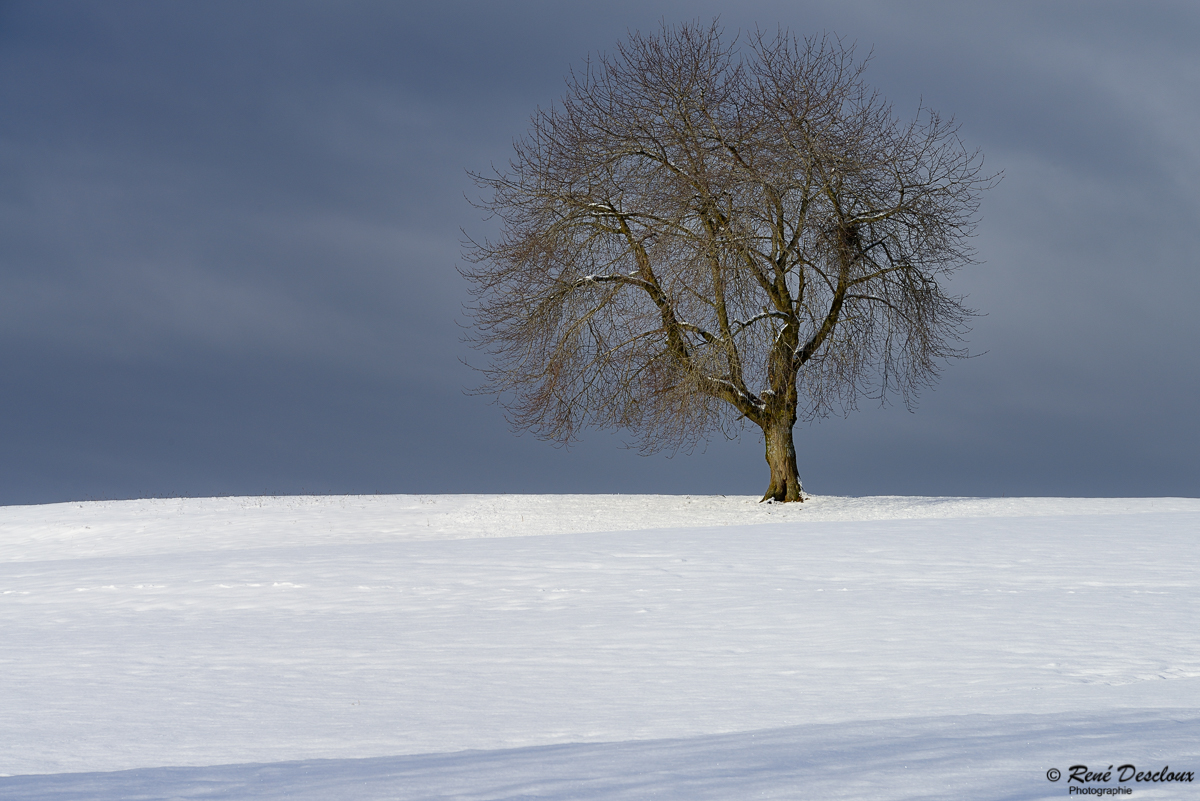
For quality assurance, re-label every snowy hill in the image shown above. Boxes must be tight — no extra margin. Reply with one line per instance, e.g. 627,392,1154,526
3,494,1199,799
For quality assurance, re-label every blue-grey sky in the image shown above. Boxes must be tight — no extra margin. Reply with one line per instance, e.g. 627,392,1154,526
2,1,1197,504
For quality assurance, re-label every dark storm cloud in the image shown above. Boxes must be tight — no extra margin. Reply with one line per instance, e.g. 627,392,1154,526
1,1,1196,503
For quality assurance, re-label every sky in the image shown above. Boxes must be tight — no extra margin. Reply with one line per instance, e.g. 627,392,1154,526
1,1,1197,504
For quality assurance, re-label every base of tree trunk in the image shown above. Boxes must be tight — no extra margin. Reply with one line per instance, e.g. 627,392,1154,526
761,422,803,503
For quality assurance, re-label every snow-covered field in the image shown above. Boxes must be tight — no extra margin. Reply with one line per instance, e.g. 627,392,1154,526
3,494,1199,799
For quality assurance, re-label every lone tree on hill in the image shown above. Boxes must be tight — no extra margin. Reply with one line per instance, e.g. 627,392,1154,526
463,21,995,502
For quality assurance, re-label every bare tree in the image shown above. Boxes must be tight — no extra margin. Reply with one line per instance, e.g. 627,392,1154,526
463,21,995,502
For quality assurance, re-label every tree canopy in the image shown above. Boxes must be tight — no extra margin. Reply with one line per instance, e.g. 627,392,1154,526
463,21,995,501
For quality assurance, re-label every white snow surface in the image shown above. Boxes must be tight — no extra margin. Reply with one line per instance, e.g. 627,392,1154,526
3,493,1200,799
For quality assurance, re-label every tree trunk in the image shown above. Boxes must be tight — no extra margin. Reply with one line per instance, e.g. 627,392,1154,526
761,418,803,502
